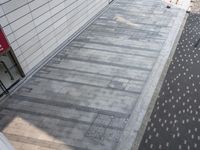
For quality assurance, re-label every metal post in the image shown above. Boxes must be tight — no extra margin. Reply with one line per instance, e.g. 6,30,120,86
0,80,9,95
0,61,14,80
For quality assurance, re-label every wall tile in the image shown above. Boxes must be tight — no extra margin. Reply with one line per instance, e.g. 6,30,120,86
0,0,109,74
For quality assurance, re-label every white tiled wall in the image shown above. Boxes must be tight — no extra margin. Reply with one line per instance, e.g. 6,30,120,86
0,0,109,74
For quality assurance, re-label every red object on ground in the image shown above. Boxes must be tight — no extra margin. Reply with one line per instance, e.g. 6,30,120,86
0,27,10,54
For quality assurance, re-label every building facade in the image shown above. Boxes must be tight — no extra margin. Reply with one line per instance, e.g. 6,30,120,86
0,0,110,95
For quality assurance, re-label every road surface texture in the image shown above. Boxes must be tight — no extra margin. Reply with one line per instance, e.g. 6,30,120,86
138,0,200,150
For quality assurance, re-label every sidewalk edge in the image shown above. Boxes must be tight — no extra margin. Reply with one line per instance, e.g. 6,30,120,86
116,2,190,150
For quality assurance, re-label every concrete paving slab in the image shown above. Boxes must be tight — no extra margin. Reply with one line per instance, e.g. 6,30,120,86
0,0,190,150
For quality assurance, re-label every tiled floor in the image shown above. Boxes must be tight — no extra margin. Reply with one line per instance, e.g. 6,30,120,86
0,0,183,150
138,1,200,150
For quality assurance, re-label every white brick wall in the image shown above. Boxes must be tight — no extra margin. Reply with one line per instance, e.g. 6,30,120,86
0,0,109,74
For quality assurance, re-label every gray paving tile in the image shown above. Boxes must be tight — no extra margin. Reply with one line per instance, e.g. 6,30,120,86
0,0,183,149
86,126,105,140
94,114,113,126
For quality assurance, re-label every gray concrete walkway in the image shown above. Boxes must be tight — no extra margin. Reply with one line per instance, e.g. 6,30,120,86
0,0,188,150
138,1,200,150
